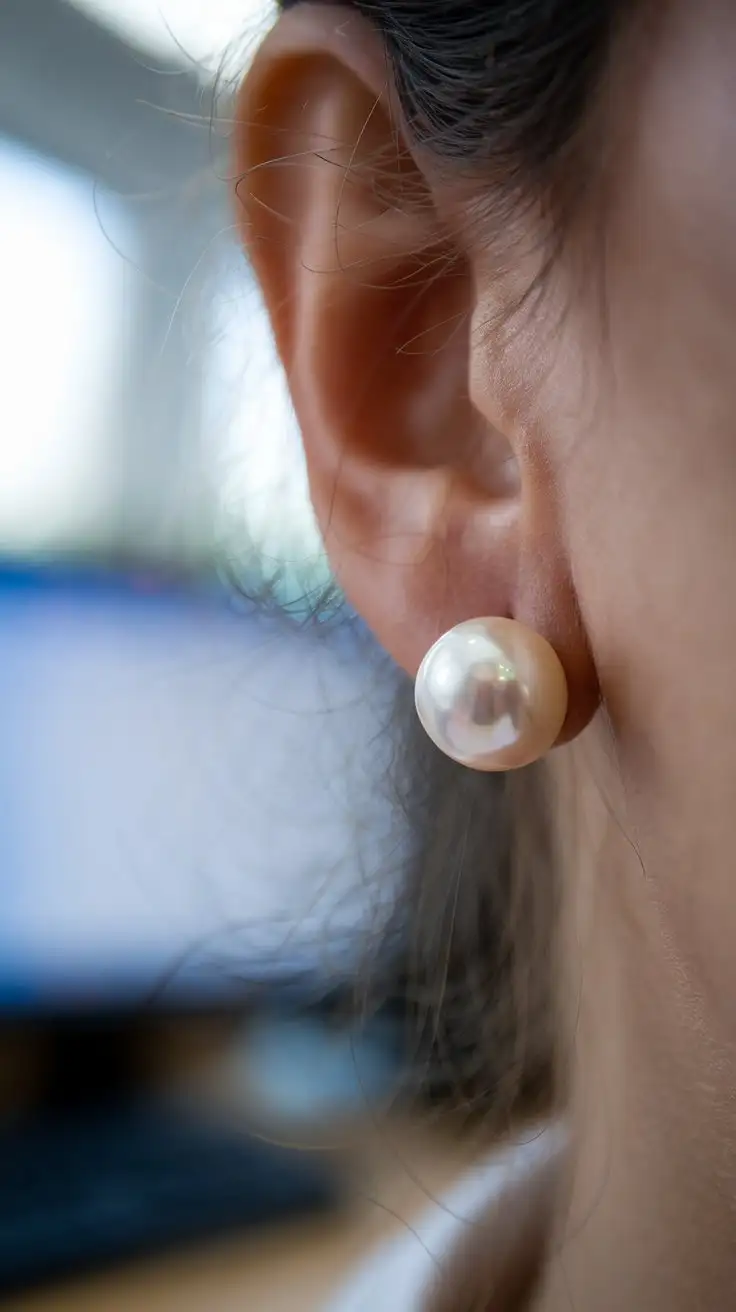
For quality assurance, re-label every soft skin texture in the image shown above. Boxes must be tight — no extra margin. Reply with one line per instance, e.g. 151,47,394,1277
236,1,736,1307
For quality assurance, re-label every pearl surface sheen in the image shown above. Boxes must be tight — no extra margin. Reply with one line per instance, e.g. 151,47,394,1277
414,618,568,771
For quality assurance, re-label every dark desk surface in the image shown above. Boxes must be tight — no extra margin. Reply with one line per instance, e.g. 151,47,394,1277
7,1119,475,1312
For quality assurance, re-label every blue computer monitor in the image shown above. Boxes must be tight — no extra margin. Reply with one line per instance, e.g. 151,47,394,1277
0,564,396,1017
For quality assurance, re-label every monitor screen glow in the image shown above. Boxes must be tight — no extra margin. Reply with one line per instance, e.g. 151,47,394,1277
0,569,403,1014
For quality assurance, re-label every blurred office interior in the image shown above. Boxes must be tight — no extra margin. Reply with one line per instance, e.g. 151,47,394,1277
0,0,412,995
0,3,446,1307
0,0,319,583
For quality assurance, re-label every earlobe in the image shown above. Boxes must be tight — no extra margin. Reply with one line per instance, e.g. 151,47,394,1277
234,6,598,741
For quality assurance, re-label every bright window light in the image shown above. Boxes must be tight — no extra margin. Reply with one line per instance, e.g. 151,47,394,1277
69,0,274,72
208,265,328,602
0,137,134,554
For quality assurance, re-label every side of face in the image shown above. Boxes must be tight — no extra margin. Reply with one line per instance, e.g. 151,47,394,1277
235,0,736,1011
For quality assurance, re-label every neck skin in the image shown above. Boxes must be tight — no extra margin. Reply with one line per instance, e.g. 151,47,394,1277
536,728,736,1312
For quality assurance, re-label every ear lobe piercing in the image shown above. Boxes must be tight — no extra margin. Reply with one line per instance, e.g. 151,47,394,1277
414,618,569,771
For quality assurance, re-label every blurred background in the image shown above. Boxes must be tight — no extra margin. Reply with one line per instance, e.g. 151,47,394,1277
0,0,319,586
0,4,459,1308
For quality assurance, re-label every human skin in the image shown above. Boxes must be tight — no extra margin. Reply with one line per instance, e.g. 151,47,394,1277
236,2,736,1306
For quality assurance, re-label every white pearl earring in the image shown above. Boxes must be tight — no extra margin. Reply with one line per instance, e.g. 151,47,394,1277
414,618,568,771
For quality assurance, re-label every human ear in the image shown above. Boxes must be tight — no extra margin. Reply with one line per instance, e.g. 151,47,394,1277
234,4,596,740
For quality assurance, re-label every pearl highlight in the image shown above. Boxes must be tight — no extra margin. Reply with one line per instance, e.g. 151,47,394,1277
414,618,568,771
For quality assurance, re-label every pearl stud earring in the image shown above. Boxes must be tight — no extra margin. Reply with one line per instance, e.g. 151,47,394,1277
414,618,568,771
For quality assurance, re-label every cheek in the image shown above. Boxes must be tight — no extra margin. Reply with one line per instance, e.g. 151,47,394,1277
551,277,736,1016
554,0,736,736
556,209,736,751
624,0,736,320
